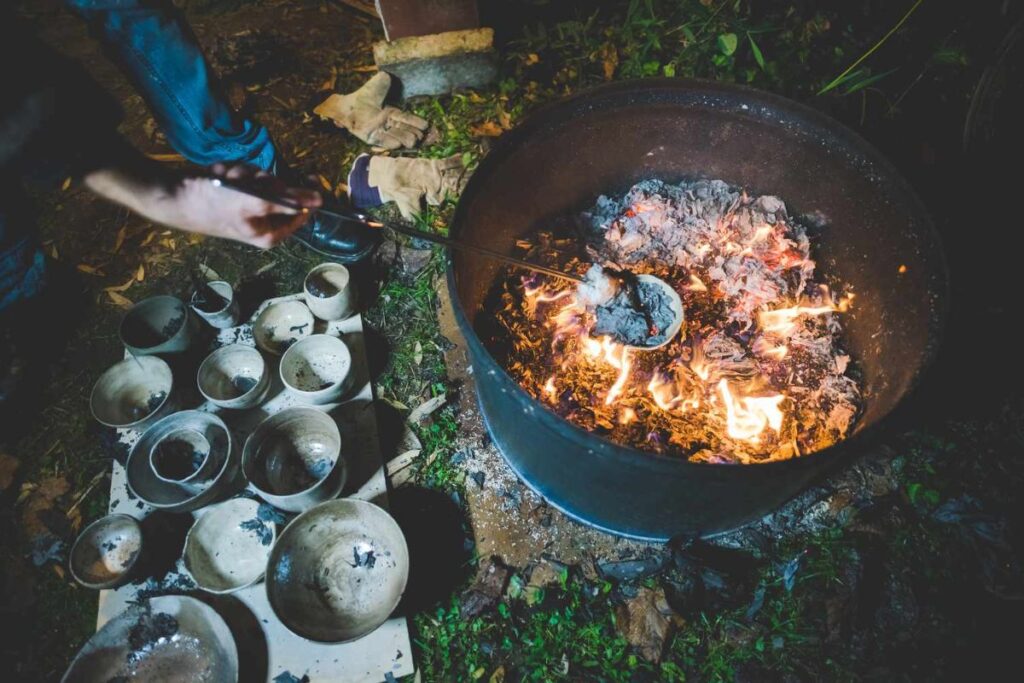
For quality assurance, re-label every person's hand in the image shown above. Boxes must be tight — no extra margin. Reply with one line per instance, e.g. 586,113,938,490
367,154,469,220
87,162,322,248
314,72,428,150
147,164,322,248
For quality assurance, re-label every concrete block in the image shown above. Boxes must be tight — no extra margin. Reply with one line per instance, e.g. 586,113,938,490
373,28,498,98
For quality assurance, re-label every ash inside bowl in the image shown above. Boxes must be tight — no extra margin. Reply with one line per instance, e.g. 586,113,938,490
231,375,259,395
306,274,340,298
593,278,675,347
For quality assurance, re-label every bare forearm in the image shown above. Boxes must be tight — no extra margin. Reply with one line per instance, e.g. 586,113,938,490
83,165,175,221
82,154,320,247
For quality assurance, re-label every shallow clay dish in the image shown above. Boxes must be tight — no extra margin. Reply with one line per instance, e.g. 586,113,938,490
61,595,238,682
183,498,276,594
253,300,314,355
68,514,143,589
265,499,410,642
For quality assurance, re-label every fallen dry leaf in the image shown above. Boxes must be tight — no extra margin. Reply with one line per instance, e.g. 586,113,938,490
48,243,59,260
104,277,135,293
146,153,185,162
470,121,504,137
600,43,619,81
61,177,72,191
76,264,103,276
20,475,70,539
524,53,540,65
198,264,222,281
413,341,423,365
408,394,446,423
318,175,333,192
135,264,145,282
319,66,338,91
106,291,133,309
378,396,409,413
0,451,20,491
497,107,512,130
140,231,157,247
613,587,683,663
112,225,128,253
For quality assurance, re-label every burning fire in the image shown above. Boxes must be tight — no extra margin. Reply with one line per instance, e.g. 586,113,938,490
716,380,785,443
494,179,862,464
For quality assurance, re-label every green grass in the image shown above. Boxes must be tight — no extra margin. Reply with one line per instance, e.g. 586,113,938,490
415,570,642,681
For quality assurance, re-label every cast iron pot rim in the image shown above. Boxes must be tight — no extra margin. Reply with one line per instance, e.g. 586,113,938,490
445,77,948,474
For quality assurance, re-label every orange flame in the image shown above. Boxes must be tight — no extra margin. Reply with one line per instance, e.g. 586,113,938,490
717,379,785,443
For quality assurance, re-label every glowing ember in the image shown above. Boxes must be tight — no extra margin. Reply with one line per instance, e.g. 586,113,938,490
487,179,862,464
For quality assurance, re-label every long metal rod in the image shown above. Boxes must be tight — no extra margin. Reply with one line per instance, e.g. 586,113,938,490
211,178,584,283
380,220,583,282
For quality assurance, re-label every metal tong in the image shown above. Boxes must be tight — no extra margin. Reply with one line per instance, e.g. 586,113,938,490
210,178,584,283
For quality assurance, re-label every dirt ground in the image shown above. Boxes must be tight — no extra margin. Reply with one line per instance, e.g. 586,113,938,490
2,1,1023,681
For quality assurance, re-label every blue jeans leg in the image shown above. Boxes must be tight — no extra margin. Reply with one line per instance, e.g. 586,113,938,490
0,185,46,312
66,0,277,171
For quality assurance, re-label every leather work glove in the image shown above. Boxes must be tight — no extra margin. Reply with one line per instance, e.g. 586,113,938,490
314,72,428,150
367,155,469,220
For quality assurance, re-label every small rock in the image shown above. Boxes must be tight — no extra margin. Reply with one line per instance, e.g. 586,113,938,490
596,554,667,582
399,247,433,275
460,556,511,618
527,560,562,589
375,240,399,268
613,587,682,663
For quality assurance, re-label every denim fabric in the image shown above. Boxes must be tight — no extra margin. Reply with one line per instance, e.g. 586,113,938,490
66,0,278,171
2,1,280,311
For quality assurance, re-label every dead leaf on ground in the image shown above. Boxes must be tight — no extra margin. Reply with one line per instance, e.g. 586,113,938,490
107,291,133,309
61,177,72,191
319,66,338,91
136,264,145,281
600,43,619,80
497,107,512,130
489,666,505,683
413,341,423,365
318,175,333,192
0,452,20,491
408,394,446,423
112,225,128,253
198,264,222,281
146,153,185,162
378,396,409,413
613,586,683,664
140,231,158,247
76,264,104,276
104,277,135,293
48,243,59,260
524,53,540,65
470,121,504,137
20,476,70,539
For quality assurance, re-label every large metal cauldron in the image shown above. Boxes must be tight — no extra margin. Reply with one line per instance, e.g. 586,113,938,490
446,80,947,540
